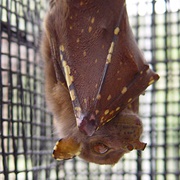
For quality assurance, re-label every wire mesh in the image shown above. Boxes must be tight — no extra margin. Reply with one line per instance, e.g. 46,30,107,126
0,0,179,180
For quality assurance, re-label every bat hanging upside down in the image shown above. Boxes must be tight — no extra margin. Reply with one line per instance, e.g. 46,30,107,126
41,0,159,165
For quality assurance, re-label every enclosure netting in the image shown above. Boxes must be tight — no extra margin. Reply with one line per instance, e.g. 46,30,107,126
0,0,179,180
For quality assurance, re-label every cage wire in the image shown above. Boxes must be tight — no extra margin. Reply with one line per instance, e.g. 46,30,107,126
0,0,179,180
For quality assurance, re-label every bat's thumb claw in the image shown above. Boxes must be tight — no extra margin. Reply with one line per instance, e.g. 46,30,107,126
78,113,98,136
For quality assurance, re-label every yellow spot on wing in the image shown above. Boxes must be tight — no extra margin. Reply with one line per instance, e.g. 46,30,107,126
110,110,115,115
106,118,112,123
107,95,112,101
128,98,132,103
76,38,80,43
75,107,81,112
101,116,105,121
83,51,87,57
74,107,82,118
62,61,74,87
104,110,110,115
128,104,132,109
60,54,63,61
106,54,112,64
116,107,120,111
65,65,71,74
70,90,76,101
60,45,65,52
66,74,74,87
106,42,115,64
62,61,67,66
108,42,115,54
114,27,120,35
91,17,95,24
121,87,127,94
96,94,101,100
88,26,92,33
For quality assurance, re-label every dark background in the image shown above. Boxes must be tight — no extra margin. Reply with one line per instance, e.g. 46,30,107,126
0,0,179,179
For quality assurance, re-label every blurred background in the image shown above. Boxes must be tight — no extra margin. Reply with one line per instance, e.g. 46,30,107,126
0,0,179,179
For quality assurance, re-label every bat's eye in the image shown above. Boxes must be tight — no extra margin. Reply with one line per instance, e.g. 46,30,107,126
93,143,109,154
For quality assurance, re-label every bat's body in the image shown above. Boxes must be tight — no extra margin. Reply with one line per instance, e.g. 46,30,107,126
41,0,159,164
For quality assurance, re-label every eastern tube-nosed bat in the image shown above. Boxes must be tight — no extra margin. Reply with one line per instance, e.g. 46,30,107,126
41,0,159,165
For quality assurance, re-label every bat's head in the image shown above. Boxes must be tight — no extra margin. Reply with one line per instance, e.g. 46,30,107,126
52,109,146,165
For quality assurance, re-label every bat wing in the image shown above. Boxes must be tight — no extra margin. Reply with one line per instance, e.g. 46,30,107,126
47,1,159,136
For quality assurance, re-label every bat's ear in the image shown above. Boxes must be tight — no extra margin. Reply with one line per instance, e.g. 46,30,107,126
52,137,82,160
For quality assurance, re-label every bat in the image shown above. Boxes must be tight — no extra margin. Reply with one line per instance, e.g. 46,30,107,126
41,0,159,164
